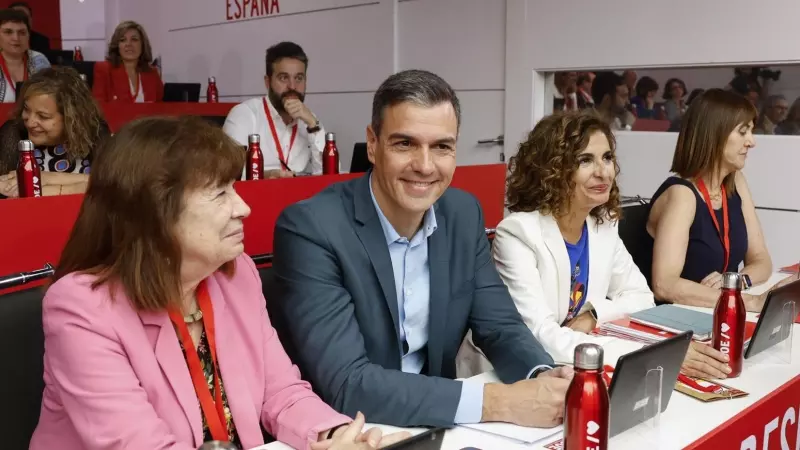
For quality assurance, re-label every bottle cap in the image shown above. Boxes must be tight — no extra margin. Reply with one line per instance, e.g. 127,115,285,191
18,140,34,152
209,76,216,83
248,134,260,144
75,46,81,51
574,343,604,370
722,272,741,290
325,132,335,141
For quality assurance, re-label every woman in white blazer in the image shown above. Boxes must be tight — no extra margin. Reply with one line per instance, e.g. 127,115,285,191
491,110,731,380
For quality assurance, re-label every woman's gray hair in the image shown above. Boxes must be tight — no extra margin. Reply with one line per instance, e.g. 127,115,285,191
370,69,461,137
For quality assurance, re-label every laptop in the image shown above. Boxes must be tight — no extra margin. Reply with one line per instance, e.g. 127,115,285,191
608,331,693,437
744,277,800,359
382,428,445,450
163,83,201,102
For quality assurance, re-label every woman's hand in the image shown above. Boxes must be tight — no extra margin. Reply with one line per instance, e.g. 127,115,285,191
566,312,597,334
0,172,19,198
681,341,731,379
312,412,411,450
700,271,723,290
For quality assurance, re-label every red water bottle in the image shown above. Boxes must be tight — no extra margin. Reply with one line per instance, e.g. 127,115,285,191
323,132,339,175
246,134,263,181
74,46,83,62
17,140,42,198
207,77,219,103
564,343,609,450
713,272,746,377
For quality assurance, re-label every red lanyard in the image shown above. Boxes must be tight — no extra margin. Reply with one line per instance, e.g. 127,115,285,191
263,97,298,166
0,54,28,95
168,280,228,442
697,179,730,272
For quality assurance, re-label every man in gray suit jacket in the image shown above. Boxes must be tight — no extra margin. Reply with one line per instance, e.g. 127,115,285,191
271,69,572,429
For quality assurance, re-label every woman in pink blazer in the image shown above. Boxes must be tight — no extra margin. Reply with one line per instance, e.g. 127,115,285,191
29,116,406,450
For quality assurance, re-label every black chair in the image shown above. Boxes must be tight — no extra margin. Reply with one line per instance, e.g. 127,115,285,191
0,286,46,449
71,61,96,88
619,201,655,288
44,49,73,66
163,83,201,102
349,142,372,173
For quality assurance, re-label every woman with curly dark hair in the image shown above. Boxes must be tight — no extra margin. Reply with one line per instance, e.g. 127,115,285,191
491,110,653,364
489,110,732,380
0,66,109,197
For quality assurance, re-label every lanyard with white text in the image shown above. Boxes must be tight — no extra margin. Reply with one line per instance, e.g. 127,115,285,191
263,97,298,167
697,179,730,271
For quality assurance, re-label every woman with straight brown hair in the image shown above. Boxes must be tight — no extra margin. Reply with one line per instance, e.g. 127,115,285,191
30,116,406,450
93,20,163,103
643,89,773,311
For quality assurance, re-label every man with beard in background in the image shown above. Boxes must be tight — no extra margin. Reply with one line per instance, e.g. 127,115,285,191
591,71,635,131
224,41,328,178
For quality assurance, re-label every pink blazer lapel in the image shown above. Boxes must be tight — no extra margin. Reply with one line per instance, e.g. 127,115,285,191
139,309,204,446
205,276,263,448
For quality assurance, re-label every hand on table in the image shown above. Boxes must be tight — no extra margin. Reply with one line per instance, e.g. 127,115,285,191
482,376,570,428
0,172,19,198
264,169,295,179
681,341,731,380
700,271,723,290
566,312,597,334
312,412,411,450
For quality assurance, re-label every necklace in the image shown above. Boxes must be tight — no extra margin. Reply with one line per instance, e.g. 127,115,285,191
183,309,203,323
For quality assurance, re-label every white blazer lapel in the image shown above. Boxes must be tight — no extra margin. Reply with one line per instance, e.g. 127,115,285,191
539,214,572,321
585,216,604,304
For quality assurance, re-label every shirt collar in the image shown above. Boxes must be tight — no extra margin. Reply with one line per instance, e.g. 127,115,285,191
369,174,437,245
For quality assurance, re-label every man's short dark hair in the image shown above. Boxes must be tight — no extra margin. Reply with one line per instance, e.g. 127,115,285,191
9,2,31,15
0,8,30,31
591,71,624,105
265,41,308,77
371,69,461,138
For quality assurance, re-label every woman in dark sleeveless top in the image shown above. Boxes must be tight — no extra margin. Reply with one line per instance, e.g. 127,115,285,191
643,89,773,312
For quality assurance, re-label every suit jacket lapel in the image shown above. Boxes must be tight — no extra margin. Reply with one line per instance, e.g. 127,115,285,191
205,278,262,448
139,309,204,446
352,174,401,344
585,216,604,302
426,206,449,376
540,214,572,320
111,65,132,101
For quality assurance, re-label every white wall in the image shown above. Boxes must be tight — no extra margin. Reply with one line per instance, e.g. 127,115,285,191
397,0,506,165
59,0,106,60
95,0,506,169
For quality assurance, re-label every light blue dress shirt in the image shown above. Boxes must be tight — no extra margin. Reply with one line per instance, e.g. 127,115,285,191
369,178,485,424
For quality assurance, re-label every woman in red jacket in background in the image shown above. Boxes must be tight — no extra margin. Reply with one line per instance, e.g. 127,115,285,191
93,21,163,103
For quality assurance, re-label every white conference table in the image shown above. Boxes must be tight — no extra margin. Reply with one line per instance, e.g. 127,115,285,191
257,273,800,450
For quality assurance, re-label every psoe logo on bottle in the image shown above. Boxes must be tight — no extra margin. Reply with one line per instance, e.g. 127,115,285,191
586,420,602,449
